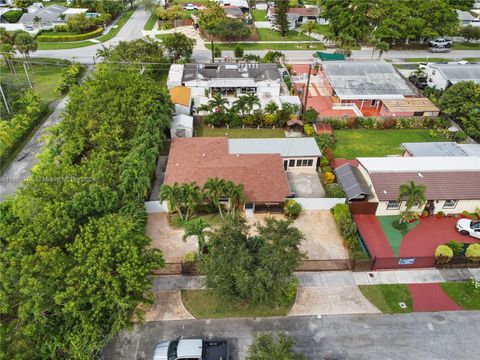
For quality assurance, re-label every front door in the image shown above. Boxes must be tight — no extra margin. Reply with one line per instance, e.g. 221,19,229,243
283,160,288,170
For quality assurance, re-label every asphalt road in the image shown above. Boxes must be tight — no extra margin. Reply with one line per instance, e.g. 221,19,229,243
102,311,480,360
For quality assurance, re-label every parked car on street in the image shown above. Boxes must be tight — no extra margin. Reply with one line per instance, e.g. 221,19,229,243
429,46,450,53
183,3,198,10
456,219,480,239
428,38,453,47
153,338,229,360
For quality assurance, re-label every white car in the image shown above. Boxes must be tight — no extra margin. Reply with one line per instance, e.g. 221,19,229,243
456,219,480,239
183,3,198,10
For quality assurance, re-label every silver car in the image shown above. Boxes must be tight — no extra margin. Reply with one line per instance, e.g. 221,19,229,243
429,46,450,53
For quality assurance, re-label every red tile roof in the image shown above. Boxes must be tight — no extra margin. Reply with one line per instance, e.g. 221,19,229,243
314,123,333,135
271,7,319,17
164,137,292,203
369,171,480,201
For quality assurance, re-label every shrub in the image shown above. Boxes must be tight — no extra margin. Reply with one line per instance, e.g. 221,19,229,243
445,240,464,256
53,25,68,32
323,147,335,165
359,117,375,128
3,10,23,23
339,216,357,239
234,45,244,58
320,156,329,166
183,251,197,263
303,124,314,136
263,113,276,126
325,183,346,198
324,171,335,184
321,165,332,174
436,211,445,218
332,203,350,223
315,134,335,151
346,117,359,129
37,27,103,42
56,64,81,95
284,199,302,219
302,108,318,124
435,244,453,259
465,244,480,262
382,118,396,129
213,46,221,58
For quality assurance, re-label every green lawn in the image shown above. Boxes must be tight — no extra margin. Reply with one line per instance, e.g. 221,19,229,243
144,12,158,31
333,130,448,159
404,57,450,63
38,40,96,50
440,281,480,310
198,127,286,138
208,42,325,51
315,24,330,35
452,42,480,50
377,216,419,256
251,9,267,21
463,57,480,62
359,285,413,313
257,28,314,41
182,290,295,319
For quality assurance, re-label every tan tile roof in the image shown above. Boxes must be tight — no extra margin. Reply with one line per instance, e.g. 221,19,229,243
169,86,191,107
164,137,292,203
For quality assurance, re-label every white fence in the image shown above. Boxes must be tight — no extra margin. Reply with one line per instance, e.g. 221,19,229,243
145,201,169,214
295,198,346,210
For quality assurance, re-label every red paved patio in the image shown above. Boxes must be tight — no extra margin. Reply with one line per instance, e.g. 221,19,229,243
408,283,462,312
399,217,478,258
354,214,395,258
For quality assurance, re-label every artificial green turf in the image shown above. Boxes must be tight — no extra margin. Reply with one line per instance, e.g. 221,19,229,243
332,130,448,159
257,28,314,41
440,281,480,310
359,284,413,313
197,127,285,138
207,42,325,51
143,12,158,30
251,9,267,21
377,216,419,256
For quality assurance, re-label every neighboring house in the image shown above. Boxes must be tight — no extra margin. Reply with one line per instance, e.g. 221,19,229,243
424,63,480,90
166,63,300,111
224,5,245,20
268,7,322,29
216,0,248,9
457,9,478,26
171,114,194,138
339,156,480,216
169,85,192,115
402,142,480,157
27,2,44,13
318,61,438,117
163,137,322,213
18,5,88,30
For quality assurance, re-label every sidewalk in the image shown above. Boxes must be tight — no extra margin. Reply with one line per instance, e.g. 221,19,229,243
152,268,480,291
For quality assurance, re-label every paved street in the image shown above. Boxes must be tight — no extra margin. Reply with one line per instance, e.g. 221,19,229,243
102,311,480,360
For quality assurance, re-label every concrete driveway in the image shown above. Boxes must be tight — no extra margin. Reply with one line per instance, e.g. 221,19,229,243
144,291,194,321
103,312,480,360
289,286,380,316
146,213,198,263
287,172,325,198
156,26,207,51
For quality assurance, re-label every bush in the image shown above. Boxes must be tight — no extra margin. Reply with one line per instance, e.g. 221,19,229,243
323,147,335,165
37,27,103,42
302,108,318,124
213,46,221,58
445,240,464,256
339,216,357,239
436,211,445,217
465,244,480,262
315,134,335,151
303,124,314,136
234,45,244,58
435,244,453,259
284,199,302,219
321,166,332,174
183,251,197,263
3,10,23,23
53,25,68,32
56,64,81,95
325,183,346,198
320,156,329,166
324,171,335,184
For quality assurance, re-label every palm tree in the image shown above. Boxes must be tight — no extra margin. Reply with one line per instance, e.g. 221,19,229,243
207,93,229,114
224,181,245,215
243,93,260,114
264,100,279,114
183,218,211,254
300,21,319,48
203,177,226,217
160,183,184,220
96,45,112,60
233,96,249,116
33,16,41,29
181,182,203,220
398,181,427,211
0,43,16,73
14,32,37,69
0,122,13,147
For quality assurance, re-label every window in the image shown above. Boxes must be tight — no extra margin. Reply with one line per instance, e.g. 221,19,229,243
387,200,401,210
302,159,309,166
443,200,458,209
370,100,376,106
296,159,302,166
307,159,313,167
289,159,295,167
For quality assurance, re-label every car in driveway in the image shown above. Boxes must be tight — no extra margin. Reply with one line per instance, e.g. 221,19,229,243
428,38,453,47
183,3,198,10
429,46,450,53
456,219,480,239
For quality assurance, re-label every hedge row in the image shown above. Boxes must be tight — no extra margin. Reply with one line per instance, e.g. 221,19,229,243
37,27,103,42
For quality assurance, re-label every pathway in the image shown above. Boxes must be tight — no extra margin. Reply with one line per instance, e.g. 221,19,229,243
408,283,462,312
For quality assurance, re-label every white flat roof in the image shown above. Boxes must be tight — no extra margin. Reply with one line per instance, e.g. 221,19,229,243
358,156,480,173
172,114,193,129
229,138,322,157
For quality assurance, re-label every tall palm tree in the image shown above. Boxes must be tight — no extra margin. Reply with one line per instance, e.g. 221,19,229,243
264,100,279,114
224,180,245,215
14,32,37,69
232,96,249,116
160,183,184,219
207,93,229,114
183,218,211,255
0,43,16,73
203,177,226,217
181,182,203,220
33,16,41,29
243,93,260,114
398,181,427,211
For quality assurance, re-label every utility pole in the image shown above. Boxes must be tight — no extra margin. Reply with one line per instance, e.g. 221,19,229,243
301,63,312,119
0,84,11,115
23,62,33,90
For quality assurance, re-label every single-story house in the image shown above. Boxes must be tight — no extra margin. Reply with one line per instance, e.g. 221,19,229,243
268,7,323,29
27,2,43,13
224,5,245,20
319,61,439,117
457,9,478,26
424,63,480,90
18,5,88,30
171,114,194,138
351,156,480,216
402,142,480,157
169,85,192,115
163,137,322,213
216,0,248,9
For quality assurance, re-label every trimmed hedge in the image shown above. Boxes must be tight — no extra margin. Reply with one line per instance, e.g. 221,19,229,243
37,27,103,42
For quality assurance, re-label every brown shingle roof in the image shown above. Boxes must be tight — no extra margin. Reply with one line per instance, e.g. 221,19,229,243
164,137,292,203
369,171,480,201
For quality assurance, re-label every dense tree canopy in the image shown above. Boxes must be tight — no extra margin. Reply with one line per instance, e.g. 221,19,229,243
0,66,172,358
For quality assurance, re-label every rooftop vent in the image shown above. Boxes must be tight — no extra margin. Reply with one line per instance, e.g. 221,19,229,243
418,173,423,178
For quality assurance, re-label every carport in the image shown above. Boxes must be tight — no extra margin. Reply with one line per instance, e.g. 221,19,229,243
287,173,325,198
